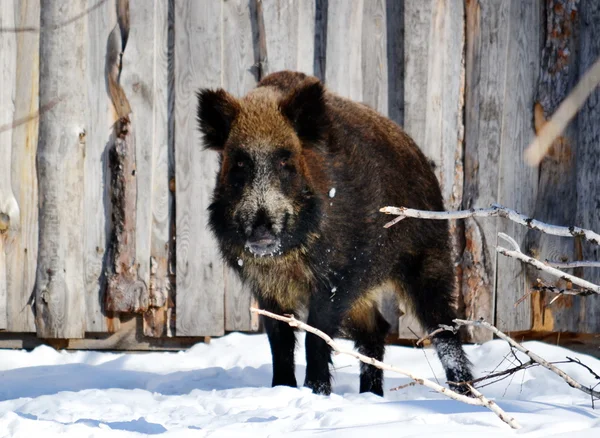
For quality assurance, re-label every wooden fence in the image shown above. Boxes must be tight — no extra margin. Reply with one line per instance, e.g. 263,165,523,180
0,0,598,348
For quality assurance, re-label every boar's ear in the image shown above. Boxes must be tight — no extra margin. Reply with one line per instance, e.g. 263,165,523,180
196,88,240,151
280,78,328,147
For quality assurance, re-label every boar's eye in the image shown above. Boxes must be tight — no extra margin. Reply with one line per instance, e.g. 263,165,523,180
236,161,245,168
279,157,288,168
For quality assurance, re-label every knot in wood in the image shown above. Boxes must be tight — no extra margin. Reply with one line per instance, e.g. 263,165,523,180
0,213,9,233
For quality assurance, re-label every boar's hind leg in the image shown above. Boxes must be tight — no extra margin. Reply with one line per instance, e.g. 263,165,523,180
401,253,474,394
346,304,390,396
259,297,298,388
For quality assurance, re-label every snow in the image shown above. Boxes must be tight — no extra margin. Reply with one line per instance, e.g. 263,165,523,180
0,333,599,437
328,188,336,198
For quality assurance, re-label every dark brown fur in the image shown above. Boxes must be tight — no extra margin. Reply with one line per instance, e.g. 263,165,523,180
197,71,472,396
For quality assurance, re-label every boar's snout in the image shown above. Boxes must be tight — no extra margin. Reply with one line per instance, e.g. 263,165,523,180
245,224,281,257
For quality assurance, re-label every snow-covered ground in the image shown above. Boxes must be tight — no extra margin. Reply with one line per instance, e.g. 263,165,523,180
0,332,598,437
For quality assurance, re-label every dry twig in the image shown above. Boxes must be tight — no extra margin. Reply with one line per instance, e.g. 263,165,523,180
496,233,600,296
380,204,600,246
251,307,521,429
545,260,600,269
451,318,600,401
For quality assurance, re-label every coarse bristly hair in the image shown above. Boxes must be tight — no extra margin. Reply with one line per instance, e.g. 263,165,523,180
196,70,473,397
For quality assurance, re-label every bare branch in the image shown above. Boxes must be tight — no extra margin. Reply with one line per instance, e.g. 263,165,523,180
531,279,594,304
452,318,600,401
496,233,600,295
251,307,521,429
524,56,600,166
380,204,600,245
545,260,600,269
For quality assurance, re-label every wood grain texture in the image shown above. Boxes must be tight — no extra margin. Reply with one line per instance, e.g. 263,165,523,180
35,0,87,338
83,0,119,333
463,0,511,339
175,0,224,337
494,0,540,332
261,0,315,75
525,0,579,333
0,0,19,330
325,0,364,101
120,0,171,337
573,0,600,333
5,0,40,333
221,0,258,332
361,0,387,115
402,0,465,339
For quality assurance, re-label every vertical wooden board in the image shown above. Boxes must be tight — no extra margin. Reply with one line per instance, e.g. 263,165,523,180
313,0,328,81
121,0,171,337
361,0,387,115
0,0,18,330
463,0,511,340
261,0,315,75
175,0,225,337
522,0,578,333
404,0,464,207
296,0,316,74
495,0,540,332
36,0,88,339
403,0,433,149
401,0,465,339
5,0,40,333
83,0,119,333
574,0,600,333
221,0,257,332
325,0,364,101
386,0,404,127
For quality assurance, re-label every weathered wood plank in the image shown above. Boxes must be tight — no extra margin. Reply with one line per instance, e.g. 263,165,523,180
221,0,258,332
261,0,315,75
0,0,19,330
573,0,600,333
463,0,511,339
83,0,120,333
525,0,579,333
361,0,387,115
402,0,465,339
104,3,149,317
35,0,88,338
120,0,171,337
494,0,540,332
175,0,225,337
325,0,364,101
313,0,328,81
403,0,433,150
385,0,404,127
5,0,40,333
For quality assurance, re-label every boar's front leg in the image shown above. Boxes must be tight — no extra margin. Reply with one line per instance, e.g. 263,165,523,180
304,294,342,396
258,296,298,388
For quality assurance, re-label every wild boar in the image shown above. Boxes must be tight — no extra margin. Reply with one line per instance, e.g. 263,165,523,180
196,70,472,396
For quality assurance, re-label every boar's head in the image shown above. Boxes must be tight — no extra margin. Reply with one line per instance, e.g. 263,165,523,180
197,77,329,259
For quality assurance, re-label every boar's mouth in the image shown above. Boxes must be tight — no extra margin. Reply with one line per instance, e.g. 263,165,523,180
244,225,282,257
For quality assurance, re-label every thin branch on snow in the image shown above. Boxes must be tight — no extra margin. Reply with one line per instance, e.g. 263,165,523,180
251,307,522,430
524,56,600,166
450,318,600,401
380,203,600,246
496,233,600,296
